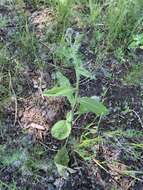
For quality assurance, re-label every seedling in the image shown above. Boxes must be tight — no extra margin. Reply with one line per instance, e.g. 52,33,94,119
43,33,109,176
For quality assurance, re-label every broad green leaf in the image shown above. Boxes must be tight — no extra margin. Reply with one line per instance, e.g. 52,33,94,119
79,97,108,116
76,66,95,79
51,120,71,140
54,146,69,177
54,147,75,177
43,86,74,97
57,72,71,88
55,164,69,178
54,146,69,166
55,164,75,178
56,72,75,105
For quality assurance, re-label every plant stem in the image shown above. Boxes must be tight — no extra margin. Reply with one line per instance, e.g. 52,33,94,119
65,69,80,147
72,69,80,113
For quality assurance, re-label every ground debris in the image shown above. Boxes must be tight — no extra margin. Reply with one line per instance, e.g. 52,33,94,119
19,93,67,139
29,7,55,38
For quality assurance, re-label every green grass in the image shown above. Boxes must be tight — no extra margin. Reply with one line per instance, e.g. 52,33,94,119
105,0,143,46
125,64,143,85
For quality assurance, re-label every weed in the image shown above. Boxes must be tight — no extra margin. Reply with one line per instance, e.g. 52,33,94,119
103,128,143,162
115,47,125,63
104,129,143,139
13,26,38,63
125,64,143,85
43,33,109,176
55,30,83,66
88,0,101,25
74,135,103,161
129,33,143,49
0,47,12,104
105,0,143,47
53,0,74,34
1,0,143,187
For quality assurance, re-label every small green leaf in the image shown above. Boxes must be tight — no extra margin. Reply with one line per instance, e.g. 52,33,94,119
56,72,75,105
54,147,75,177
74,148,93,161
54,146,70,177
54,146,69,166
43,86,74,97
79,97,108,116
76,66,95,79
55,164,69,178
57,72,71,88
129,33,143,49
51,120,71,140
66,111,73,123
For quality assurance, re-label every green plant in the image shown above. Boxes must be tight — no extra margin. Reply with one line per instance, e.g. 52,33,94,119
129,33,143,49
54,32,81,66
88,0,101,24
74,133,103,161
43,34,109,176
105,0,143,47
14,30,38,61
12,15,39,63
55,0,73,28
115,47,125,63
124,64,143,85
0,47,13,104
